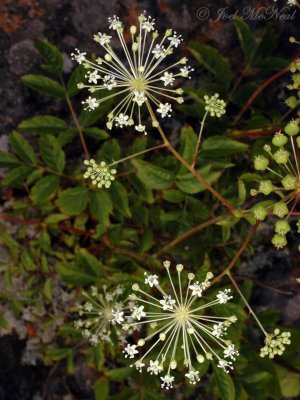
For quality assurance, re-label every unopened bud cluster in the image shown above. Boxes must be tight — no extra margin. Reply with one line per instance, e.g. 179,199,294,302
83,159,117,189
260,329,291,359
204,93,226,118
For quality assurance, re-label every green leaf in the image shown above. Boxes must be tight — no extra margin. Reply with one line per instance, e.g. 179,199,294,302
84,127,109,140
99,139,121,162
94,378,109,400
21,74,65,98
42,277,53,301
34,40,63,75
139,229,153,252
3,166,34,186
109,182,131,218
234,18,257,65
67,64,86,97
9,131,36,164
45,213,68,227
19,115,68,134
163,189,186,203
201,136,248,157
0,151,21,168
178,125,197,174
30,175,60,204
238,179,247,205
39,135,65,172
56,262,99,286
189,43,232,92
47,348,71,361
89,190,113,227
213,364,235,400
77,248,103,278
176,165,222,194
106,367,132,382
57,186,89,215
132,159,175,190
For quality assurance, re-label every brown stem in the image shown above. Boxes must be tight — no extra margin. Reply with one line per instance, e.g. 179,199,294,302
146,102,236,214
158,215,228,255
60,77,90,159
211,221,260,284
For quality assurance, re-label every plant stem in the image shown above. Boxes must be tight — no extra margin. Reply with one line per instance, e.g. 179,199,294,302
191,111,208,169
60,76,90,159
145,101,236,214
157,215,228,255
227,271,268,336
109,143,167,167
211,221,260,284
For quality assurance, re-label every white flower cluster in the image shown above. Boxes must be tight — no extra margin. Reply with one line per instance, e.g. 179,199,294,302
260,329,291,359
274,0,297,5
83,159,117,189
204,93,226,118
71,12,193,135
121,261,238,389
74,285,128,345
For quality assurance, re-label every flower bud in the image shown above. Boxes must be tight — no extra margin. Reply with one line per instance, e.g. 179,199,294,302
275,220,291,236
272,234,287,249
285,96,298,109
254,155,269,171
273,202,289,218
273,148,290,164
281,174,297,190
253,205,268,221
130,25,137,35
272,131,288,147
259,180,274,195
284,121,299,136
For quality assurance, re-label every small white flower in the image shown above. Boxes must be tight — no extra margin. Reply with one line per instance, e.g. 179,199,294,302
87,70,101,84
217,289,233,304
217,359,233,373
224,344,239,360
144,273,159,287
132,305,146,321
108,15,123,30
152,44,166,59
133,360,145,372
189,281,204,297
94,32,112,45
115,113,129,128
168,32,182,48
82,96,99,111
157,103,172,118
161,374,174,389
103,74,116,90
180,66,194,78
123,344,139,358
135,124,147,134
112,310,124,324
141,15,155,32
159,295,176,310
185,370,200,385
160,72,175,86
133,91,147,106
71,48,86,64
147,360,163,375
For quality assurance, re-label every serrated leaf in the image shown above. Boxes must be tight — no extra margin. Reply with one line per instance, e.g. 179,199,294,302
3,166,34,186
67,64,86,97
201,136,248,157
189,43,232,92
56,262,99,286
178,125,197,174
0,151,21,168
39,135,65,172
94,378,109,400
89,190,113,227
9,131,36,164
106,367,132,382
30,175,60,204
109,182,131,218
19,115,68,134
176,165,222,194
34,40,63,75
213,364,235,400
77,248,103,278
132,159,175,190
84,127,109,140
99,139,121,162
57,186,89,215
234,18,257,65
21,74,65,98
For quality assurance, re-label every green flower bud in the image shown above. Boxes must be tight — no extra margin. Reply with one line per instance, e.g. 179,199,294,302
253,205,268,221
259,180,274,195
254,155,269,171
272,131,288,147
284,121,299,136
297,136,300,148
275,220,291,236
273,202,289,218
272,234,287,249
292,74,300,86
285,96,298,109
273,148,290,164
281,174,297,190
